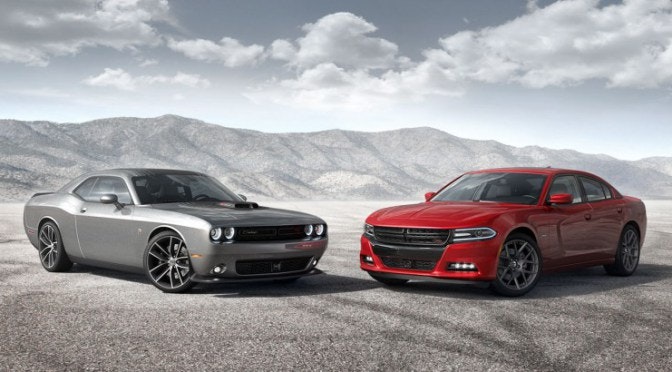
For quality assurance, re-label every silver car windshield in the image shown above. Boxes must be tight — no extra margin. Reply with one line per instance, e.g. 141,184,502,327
432,172,547,205
132,174,242,205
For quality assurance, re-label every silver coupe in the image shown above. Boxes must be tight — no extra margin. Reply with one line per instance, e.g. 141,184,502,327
23,169,328,292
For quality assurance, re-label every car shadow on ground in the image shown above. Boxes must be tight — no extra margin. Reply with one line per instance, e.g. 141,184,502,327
70,264,148,284
199,272,380,298
67,263,671,299
69,265,380,297
380,263,672,300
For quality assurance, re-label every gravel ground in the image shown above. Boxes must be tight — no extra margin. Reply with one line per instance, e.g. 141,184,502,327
1,200,672,371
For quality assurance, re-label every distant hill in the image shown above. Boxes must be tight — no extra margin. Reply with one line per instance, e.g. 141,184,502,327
1,115,671,201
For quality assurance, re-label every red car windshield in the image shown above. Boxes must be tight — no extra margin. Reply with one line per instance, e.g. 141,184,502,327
432,172,547,205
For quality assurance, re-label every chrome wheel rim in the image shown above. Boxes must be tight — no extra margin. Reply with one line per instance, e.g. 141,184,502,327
621,229,639,272
497,239,540,291
147,236,192,289
38,224,59,269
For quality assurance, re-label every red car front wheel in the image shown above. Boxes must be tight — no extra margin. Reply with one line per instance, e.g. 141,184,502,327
491,234,542,297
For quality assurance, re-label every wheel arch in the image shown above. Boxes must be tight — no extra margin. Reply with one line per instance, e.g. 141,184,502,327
506,226,538,243
624,221,641,237
147,225,188,244
38,216,60,232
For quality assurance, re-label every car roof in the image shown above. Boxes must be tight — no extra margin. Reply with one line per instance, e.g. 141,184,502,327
467,167,599,177
58,168,206,192
83,168,205,178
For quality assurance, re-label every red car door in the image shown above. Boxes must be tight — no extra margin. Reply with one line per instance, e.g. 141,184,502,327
579,176,625,261
538,175,594,270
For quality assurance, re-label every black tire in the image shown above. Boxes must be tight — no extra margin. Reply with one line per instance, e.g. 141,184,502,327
38,221,73,272
143,231,196,293
490,233,542,297
368,273,409,286
604,225,640,276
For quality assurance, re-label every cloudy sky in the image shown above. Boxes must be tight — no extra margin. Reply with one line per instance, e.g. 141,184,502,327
1,0,671,160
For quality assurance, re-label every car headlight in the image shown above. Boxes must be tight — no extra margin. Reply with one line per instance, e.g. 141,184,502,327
210,227,222,241
452,227,497,242
211,227,235,241
304,224,314,236
223,227,236,240
363,223,374,236
314,224,325,236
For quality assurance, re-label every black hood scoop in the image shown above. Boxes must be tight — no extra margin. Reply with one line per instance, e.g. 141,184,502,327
229,202,259,209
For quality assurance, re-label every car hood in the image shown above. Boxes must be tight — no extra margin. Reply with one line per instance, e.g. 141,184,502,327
150,202,324,226
367,201,531,229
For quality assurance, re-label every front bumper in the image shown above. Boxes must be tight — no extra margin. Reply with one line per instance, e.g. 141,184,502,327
189,238,328,281
359,235,500,282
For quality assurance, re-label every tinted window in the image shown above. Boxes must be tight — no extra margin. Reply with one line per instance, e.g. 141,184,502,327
580,177,610,202
433,172,547,205
74,177,98,200
76,176,132,204
132,174,241,205
547,175,582,204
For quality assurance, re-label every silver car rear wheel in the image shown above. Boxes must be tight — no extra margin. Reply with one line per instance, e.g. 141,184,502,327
144,231,195,293
38,222,72,272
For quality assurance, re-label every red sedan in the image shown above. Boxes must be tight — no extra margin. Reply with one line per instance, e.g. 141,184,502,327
360,168,647,296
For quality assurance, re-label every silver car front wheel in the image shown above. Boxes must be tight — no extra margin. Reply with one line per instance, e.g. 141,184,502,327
144,231,195,293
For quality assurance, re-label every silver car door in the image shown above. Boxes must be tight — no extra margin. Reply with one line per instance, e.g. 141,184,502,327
74,176,139,267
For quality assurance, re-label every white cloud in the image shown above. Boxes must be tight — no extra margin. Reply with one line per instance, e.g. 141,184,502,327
270,12,399,70
0,0,171,66
253,2,672,111
83,68,210,91
246,62,462,111
167,37,265,67
138,58,158,67
433,0,672,88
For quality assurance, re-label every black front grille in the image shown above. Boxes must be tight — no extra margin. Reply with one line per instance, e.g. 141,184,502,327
235,225,306,241
380,257,436,271
374,227,451,246
236,257,312,276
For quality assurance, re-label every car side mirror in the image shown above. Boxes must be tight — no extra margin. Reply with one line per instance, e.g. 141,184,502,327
100,194,123,209
424,192,436,202
548,193,573,205
238,194,247,201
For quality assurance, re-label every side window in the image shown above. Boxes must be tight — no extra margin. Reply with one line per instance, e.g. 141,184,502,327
86,176,133,204
74,177,99,201
602,184,612,199
580,177,609,202
548,175,582,204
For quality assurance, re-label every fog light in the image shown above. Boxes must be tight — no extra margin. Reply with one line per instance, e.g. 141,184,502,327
362,255,374,264
212,264,227,274
312,259,319,266
448,262,477,271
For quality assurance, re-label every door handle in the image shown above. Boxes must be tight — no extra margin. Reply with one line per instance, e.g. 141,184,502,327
584,214,592,221
617,207,623,214
80,208,87,213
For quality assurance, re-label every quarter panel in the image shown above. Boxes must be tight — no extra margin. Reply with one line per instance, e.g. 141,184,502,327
24,193,86,259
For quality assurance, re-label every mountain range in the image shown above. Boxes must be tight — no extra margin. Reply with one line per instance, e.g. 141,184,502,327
1,115,671,201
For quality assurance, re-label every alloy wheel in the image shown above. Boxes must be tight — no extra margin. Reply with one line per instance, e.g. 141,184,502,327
38,224,59,269
496,238,540,292
146,235,193,291
620,228,639,272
